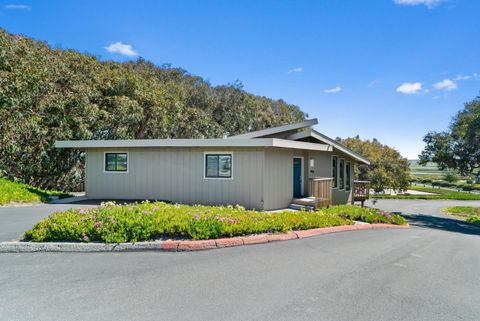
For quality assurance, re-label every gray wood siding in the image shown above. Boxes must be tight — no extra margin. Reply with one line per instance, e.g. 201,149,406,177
263,148,296,210
307,149,355,205
86,147,265,210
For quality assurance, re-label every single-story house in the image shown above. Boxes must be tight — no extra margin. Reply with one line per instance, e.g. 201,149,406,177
56,119,370,210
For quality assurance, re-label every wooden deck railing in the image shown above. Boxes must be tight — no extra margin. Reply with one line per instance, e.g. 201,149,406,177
353,180,370,207
309,177,333,209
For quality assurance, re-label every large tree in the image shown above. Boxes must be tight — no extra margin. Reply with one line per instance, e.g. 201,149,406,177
0,29,305,190
337,136,410,192
419,96,480,181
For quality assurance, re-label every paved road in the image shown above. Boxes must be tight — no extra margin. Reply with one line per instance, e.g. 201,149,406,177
0,203,98,242
1,200,480,321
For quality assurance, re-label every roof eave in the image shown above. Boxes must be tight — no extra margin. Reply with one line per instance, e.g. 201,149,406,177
54,138,332,152
287,129,371,165
228,118,318,139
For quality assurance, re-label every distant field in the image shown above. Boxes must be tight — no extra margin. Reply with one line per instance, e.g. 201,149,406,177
409,160,457,180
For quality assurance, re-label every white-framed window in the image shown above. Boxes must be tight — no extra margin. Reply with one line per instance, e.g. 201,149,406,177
346,161,351,191
332,156,338,188
204,152,233,179
339,158,345,190
104,152,128,173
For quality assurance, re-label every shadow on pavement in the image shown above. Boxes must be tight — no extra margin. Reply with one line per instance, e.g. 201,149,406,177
68,199,171,205
403,213,480,236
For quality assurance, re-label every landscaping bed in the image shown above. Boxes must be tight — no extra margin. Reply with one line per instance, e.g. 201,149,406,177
23,202,408,243
375,185,480,200
443,206,480,225
0,178,71,205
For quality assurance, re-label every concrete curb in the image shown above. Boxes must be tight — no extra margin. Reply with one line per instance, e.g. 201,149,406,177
49,196,88,204
0,223,409,253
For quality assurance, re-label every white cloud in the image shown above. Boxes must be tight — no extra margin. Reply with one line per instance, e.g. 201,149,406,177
393,0,445,8
104,42,138,57
324,86,342,94
287,67,303,74
368,80,381,87
4,4,31,10
454,73,480,81
433,78,457,91
396,82,423,94
454,74,471,81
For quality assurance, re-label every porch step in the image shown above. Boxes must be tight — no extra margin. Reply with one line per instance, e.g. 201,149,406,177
288,203,315,211
288,197,316,211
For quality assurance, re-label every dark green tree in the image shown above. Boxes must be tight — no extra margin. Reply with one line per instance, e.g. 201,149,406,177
0,29,305,190
337,136,410,192
419,96,480,182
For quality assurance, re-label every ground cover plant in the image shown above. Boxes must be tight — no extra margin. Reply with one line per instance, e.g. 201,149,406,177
0,178,70,205
375,186,480,200
24,202,407,243
443,206,480,225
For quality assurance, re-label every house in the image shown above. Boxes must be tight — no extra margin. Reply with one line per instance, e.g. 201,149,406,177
55,119,370,210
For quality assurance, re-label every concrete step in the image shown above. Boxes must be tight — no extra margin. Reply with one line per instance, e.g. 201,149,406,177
288,203,315,211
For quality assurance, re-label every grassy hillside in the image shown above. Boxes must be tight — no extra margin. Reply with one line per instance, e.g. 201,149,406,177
409,160,452,180
0,178,70,205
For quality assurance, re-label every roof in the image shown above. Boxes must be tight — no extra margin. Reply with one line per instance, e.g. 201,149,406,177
55,138,332,152
55,118,370,164
287,129,370,165
229,119,318,139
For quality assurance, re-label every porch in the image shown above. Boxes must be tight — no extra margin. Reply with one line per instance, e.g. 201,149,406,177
290,178,370,210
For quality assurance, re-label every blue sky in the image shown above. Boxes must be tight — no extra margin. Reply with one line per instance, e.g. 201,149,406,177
1,0,479,159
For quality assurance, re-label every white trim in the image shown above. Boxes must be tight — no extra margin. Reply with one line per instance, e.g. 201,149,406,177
287,129,370,165
203,151,234,180
103,151,129,174
55,138,331,152
345,161,352,192
293,156,305,197
338,158,345,190
331,155,338,189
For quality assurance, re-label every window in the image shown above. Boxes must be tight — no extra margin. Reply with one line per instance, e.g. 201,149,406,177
332,156,338,188
346,161,351,191
205,154,232,178
105,153,128,172
339,159,345,190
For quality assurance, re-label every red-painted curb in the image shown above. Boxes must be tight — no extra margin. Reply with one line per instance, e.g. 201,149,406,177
177,240,216,251
215,237,244,248
162,223,409,252
161,240,179,251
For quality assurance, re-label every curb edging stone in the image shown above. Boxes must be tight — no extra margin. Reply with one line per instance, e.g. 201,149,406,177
0,223,409,253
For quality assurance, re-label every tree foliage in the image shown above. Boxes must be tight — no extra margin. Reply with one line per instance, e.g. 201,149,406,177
0,29,305,189
337,136,410,192
419,96,480,181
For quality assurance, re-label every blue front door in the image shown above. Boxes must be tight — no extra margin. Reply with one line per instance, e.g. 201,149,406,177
293,158,302,198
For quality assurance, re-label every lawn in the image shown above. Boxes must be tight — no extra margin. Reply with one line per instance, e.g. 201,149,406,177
375,185,480,200
443,206,480,225
0,178,71,205
24,202,407,243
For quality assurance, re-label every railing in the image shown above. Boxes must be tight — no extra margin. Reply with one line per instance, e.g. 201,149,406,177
309,177,333,209
353,180,370,207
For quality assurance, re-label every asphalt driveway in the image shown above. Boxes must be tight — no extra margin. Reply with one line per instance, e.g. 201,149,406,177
0,199,479,321
0,203,98,242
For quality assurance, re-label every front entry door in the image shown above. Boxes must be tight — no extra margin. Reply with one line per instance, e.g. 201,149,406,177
293,157,302,198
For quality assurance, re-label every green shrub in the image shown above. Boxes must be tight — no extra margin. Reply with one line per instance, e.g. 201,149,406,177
321,205,408,225
462,185,475,192
23,202,407,243
466,216,480,225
